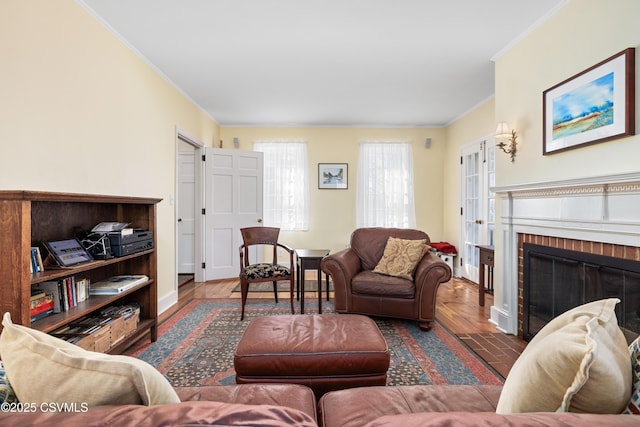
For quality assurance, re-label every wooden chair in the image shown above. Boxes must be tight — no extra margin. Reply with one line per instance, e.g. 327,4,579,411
239,226,295,320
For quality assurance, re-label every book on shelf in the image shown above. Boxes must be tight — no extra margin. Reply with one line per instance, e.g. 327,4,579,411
30,293,54,322
89,275,149,295
31,276,90,314
30,294,53,312
32,281,61,313
30,247,44,273
30,290,46,302
31,307,54,323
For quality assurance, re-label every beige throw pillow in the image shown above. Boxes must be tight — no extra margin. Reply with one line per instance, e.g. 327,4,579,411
496,298,631,414
373,237,428,280
0,312,179,406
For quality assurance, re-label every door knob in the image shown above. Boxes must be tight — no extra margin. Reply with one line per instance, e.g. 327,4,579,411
177,218,182,222
475,219,483,224
257,218,263,223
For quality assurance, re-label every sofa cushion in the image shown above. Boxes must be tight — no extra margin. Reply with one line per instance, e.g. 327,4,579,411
623,335,640,414
352,271,415,298
175,383,318,421
496,298,631,414
373,237,428,280
319,385,502,427
363,412,640,427
0,401,319,427
0,312,179,406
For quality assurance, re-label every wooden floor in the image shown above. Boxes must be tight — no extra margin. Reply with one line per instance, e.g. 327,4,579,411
166,274,527,378
170,274,499,333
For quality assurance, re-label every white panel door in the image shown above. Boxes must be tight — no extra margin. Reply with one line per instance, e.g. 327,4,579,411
177,147,196,274
204,148,263,280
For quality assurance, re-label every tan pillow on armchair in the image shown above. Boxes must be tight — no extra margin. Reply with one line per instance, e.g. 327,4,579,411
373,237,428,280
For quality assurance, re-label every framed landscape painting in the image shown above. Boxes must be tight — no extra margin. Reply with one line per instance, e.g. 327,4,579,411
318,163,348,189
543,48,635,155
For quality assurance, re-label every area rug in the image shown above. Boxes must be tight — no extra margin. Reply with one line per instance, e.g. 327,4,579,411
231,279,333,293
126,299,503,387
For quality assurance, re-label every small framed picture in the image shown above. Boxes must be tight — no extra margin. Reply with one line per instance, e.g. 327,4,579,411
318,163,348,189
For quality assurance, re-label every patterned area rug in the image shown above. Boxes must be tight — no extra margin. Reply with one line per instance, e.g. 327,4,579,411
126,299,503,387
231,279,333,293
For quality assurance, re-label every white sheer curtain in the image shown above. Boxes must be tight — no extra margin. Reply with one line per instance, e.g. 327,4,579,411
253,140,309,231
356,141,416,228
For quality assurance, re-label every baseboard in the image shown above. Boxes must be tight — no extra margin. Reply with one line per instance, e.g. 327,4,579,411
490,305,516,334
158,289,178,316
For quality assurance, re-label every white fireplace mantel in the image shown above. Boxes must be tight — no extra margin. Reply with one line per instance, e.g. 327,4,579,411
491,171,640,334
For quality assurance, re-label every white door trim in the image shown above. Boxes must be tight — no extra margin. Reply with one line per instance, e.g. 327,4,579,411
175,128,205,285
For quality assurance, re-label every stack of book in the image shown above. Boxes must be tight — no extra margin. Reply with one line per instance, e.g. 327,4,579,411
30,291,54,322
31,276,90,315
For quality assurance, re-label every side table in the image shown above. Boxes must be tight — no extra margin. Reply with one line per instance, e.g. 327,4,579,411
295,249,330,314
476,245,494,306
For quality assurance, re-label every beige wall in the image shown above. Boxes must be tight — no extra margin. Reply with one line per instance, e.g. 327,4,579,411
494,0,640,186
0,0,219,305
490,0,640,305
220,127,447,253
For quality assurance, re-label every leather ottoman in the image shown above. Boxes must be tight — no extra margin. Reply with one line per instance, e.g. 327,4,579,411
234,314,390,398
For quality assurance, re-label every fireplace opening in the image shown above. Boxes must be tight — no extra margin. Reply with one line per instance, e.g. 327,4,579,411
523,243,640,343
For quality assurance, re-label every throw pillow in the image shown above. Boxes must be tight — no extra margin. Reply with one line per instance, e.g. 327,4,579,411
0,312,179,407
0,360,19,404
623,335,640,414
373,237,428,280
496,298,631,414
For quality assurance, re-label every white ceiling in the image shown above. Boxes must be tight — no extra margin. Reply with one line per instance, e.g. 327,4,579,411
79,0,566,128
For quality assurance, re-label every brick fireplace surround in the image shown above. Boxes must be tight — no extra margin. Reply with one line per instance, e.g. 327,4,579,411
517,233,640,338
493,172,640,336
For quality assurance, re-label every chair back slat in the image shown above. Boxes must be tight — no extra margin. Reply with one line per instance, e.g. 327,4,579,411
240,227,281,265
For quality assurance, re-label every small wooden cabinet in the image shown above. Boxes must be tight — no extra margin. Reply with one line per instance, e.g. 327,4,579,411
0,191,161,353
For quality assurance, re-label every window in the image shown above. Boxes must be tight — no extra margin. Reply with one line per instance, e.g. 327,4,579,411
253,140,309,231
356,141,416,228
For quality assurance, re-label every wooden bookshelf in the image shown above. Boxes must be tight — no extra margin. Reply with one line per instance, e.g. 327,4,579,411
0,191,161,353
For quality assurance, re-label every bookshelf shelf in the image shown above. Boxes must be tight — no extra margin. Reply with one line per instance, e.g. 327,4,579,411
31,280,153,333
0,191,161,353
30,250,154,284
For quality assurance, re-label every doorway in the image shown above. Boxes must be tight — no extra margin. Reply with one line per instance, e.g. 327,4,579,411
176,130,204,288
459,136,495,283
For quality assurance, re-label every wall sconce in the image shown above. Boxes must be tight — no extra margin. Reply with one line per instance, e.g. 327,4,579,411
495,122,518,162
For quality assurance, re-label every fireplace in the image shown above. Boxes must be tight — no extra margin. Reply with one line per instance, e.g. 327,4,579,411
522,241,640,342
492,173,640,337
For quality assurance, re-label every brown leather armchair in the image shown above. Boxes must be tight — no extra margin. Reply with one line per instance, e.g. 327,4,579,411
321,228,451,330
